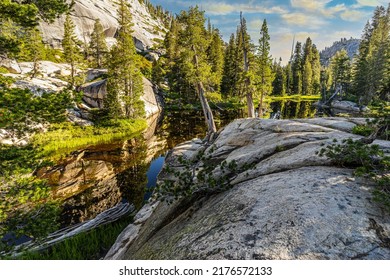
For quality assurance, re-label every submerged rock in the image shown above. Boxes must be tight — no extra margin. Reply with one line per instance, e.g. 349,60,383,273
106,118,390,260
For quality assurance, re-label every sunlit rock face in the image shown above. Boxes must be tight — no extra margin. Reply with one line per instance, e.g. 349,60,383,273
107,118,390,260
38,0,166,51
81,77,162,118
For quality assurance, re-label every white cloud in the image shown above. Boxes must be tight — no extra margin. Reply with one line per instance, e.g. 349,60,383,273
340,9,370,22
291,0,332,11
281,13,328,28
355,0,388,7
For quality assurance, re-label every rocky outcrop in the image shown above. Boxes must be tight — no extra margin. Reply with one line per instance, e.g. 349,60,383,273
106,117,390,260
320,38,360,66
39,0,166,52
81,77,162,118
4,61,74,95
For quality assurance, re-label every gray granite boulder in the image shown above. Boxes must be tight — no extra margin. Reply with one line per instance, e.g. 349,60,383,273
106,118,390,260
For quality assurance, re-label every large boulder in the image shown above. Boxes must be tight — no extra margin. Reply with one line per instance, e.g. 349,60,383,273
80,77,161,118
38,0,166,51
331,100,370,114
106,117,390,260
0,56,22,74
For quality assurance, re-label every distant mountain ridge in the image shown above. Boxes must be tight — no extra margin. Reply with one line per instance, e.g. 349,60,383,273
320,38,360,66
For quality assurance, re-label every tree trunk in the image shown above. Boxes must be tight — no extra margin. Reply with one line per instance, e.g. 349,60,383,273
192,45,217,136
240,12,255,118
246,91,255,118
197,81,217,135
258,92,265,118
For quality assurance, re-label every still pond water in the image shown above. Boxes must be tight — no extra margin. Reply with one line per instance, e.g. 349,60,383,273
45,100,317,228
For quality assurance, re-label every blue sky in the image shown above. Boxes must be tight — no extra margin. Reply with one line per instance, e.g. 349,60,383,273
148,0,388,62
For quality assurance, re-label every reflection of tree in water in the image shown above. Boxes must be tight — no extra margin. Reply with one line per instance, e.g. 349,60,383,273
298,101,316,119
116,136,149,210
158,111,210,149
271,100,316,119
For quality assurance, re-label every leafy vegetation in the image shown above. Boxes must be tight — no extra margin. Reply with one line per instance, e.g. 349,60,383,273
0,88,73,137
318,138,390,212
0,0,70,56
105,0,145,120
89,19,108,69
155,146,254,202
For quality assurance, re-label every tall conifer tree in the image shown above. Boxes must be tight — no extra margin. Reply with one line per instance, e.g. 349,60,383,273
89,19,108,68
106,0,145,119
221,33,237,97
176,6,216,134
292,42,303,95
256,19,274,117
62,13,81,87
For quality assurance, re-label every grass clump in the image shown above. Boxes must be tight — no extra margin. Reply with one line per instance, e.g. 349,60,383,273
15,215,133,260
32,119,147,160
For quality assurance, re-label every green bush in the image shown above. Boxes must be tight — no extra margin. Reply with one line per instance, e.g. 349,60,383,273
0,88,73,136
352,125,375,137
155,145,254,202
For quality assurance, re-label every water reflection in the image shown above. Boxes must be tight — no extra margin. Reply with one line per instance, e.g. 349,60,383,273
44,101,317,227
44,110,235,227
269,100,317,119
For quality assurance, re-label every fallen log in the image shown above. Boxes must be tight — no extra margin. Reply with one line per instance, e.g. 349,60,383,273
9,202,135,257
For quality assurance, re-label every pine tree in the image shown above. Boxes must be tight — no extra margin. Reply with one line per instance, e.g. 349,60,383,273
302,38,313,95
17,27,45,78
352,21,372,103
239,13,256,118
352,5,390,104
207,29,224,92
221,33,237,97
62,13,81,87
164,18,182,96
311,45,321,95
89,19,108,68
330,49,352,91
176,6,216,134
106,0,145,119
291,42,303,95
0,0,69,56
256,19,274,117
272,58,286,96
368,6,390,100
